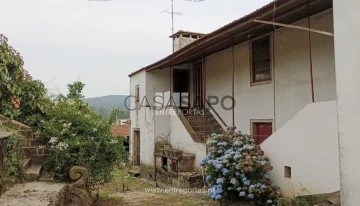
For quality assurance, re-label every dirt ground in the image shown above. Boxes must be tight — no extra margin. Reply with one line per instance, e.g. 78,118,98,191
95,168,218,206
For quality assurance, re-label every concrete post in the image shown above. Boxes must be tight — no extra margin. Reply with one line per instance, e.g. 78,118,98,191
333,1,360,205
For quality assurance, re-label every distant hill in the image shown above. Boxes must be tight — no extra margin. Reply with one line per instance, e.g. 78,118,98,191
86,95,129,110
85,95,130,119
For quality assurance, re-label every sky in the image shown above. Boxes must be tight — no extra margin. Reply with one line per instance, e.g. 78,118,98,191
1,0,272,98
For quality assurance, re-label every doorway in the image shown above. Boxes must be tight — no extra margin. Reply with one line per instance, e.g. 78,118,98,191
252,122,273,144
173,69,190,109
133,130,140,166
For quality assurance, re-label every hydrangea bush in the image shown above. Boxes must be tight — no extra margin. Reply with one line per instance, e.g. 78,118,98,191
200,128,280,205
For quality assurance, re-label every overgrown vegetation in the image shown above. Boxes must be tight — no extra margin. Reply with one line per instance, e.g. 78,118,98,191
1,34,127,190
200,128,280,205
43,81,127,189
0,34,50,132
0,126,25,194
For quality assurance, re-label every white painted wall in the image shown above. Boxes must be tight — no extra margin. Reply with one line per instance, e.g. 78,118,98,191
333,1,360,205
169,110,207,171
205,9,335,134
274,9,335,128
261,101,340,198
129,71,156,167
146,68,171,107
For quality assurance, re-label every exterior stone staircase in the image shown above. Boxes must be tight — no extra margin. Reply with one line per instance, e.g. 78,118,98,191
0,114,47,182
185,108,225,143
22,131,47,182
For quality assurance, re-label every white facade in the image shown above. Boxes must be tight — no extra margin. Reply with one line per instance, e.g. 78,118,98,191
129,7,340,199
334,1,360,205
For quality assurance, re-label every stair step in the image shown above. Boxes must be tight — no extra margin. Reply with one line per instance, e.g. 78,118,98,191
128,166,140,177
21,158,31,170
31,154,47,164
25,164,43,182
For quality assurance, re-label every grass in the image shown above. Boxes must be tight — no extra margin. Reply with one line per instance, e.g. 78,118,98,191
95,167,218,206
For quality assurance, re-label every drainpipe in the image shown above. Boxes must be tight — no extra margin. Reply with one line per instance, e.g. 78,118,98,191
272,32,276,130
231,37,235,127
307,3,315,103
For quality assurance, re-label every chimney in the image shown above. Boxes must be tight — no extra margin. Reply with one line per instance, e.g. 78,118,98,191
170,30,205,52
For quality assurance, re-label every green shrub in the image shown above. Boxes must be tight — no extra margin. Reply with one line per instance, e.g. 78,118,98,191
0,126,25,193
200,128,280,205
43,82,127,190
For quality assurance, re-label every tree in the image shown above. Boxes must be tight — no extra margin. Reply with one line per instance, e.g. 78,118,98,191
108,108,129,124
0,34,50,128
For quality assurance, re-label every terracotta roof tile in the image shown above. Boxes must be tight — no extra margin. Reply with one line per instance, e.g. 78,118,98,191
111,124,130,137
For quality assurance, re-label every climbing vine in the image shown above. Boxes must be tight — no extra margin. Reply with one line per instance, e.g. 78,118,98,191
0,34,50,132
0,126,25,194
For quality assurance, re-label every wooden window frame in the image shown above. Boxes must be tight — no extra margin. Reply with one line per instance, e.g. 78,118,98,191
135,85,140,103
249,34,273,86
250,119,274,144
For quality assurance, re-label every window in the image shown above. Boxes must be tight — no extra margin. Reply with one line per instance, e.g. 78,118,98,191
284,166,292,178
251,36,271,83
135,85,140,103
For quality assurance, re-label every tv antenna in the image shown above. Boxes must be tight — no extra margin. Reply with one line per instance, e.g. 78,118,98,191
162,0,206,52
162,0,206,36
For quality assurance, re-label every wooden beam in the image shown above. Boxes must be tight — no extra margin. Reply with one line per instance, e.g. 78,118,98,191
253,19,334,37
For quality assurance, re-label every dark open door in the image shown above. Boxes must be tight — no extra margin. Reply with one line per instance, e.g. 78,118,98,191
133,130,140,166
253,122,272,144
173,69,190,109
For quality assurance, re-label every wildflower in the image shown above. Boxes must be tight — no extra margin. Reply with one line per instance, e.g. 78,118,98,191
247,193,254,199
93,128,98,132
249,185,256,190
267,200,273,204
239,191,246,197
110,139,118,144
56,142,69,151
261,184,267,189
49,137,58,144
244,180,251,186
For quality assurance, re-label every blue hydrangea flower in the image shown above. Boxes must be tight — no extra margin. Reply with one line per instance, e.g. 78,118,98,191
215,194,222,200
215,163,223,169
239,191,246,197
206,175,212,182
221,168,229,175
244,180,251,186
216,178,224,184
249,185,256,190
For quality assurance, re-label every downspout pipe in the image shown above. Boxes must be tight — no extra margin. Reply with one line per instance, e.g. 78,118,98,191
231,37,235,128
